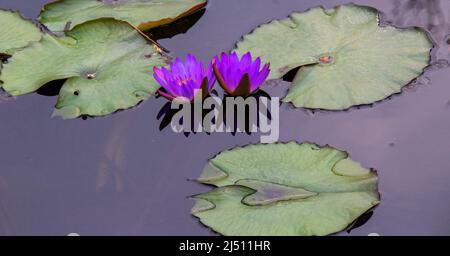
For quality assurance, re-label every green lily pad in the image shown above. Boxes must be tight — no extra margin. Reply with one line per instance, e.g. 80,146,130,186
0,10,42,55
235,4,433,110
39,0,208,32
192,142,380,236
0,18,170,119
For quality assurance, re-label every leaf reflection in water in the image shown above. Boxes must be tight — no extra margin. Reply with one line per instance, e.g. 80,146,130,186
0,177,14,235
391,0,450,63
97,117,129,193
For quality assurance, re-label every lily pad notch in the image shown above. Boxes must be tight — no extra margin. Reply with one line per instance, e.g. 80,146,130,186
192,141,380,236
0,18,171,119
39,0,209,32
235,4,433,110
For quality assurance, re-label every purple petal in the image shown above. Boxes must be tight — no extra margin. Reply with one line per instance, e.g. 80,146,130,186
220,52,228,64
186,54,196,64
158,89,176,101
179,80,193,99
228,67,240,92
251,57,261,75
246,57,259,86
174,58,189,79
159,67,177,95
239,52,252,70
230,52,239,66
251,63,270,92
186,54,197,76
153,67,167,87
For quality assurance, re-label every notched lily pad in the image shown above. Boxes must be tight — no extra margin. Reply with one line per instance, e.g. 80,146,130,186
236,179,318,206
0,10,42,56
39,0,208,32
192,142,380,236
235,4,433,110
0,18,170,119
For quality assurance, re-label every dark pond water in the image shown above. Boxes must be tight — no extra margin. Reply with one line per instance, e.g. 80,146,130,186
0,0,450,236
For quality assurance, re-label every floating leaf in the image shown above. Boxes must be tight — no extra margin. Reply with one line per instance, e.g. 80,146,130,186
235,4,433,110
39,0,208,32
0,19,170,119
192,142,380,236
0,10,42,55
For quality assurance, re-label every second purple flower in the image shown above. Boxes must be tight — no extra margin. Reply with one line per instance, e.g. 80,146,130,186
213,52,270,97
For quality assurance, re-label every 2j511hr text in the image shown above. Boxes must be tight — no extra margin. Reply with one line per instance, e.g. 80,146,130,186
223,241,271,253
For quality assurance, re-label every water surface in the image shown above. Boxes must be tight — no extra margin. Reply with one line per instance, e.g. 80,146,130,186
0,0,450,235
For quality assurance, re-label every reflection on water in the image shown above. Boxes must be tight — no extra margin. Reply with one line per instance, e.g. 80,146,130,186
145,9,207,41
390,0,450,62
347,211,374,234
97,116,130,192
0,177,13,235
0,91,13,104
156,90,272,136
392,0,446,30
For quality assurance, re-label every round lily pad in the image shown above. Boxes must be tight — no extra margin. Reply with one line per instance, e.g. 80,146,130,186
192,142,380,236
0,10,42,55
235,4,433,110
39,0,208,32
0,18,170,119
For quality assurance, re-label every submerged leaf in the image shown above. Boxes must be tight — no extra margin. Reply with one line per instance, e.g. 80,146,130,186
193,142,380,236
0,10,42,55
235,4,433,110
39,0,208,32
0,19,170,119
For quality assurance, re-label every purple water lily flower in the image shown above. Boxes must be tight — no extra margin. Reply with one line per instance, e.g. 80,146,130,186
213,52,270,97
153,54,216,102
